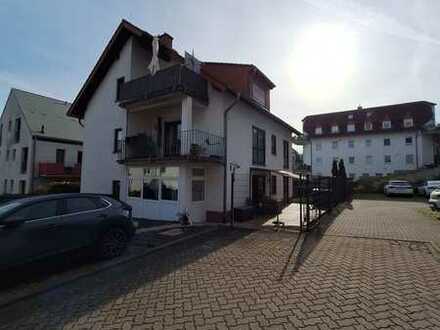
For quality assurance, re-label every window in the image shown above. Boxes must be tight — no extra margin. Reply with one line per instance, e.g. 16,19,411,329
64,198,101,214
12,149,16,161
331,125,339,133
14,118,21,143
348,114,354,120
128,167,179,201
404,118,414,128
5,200,58,222
271,135,277,155
113,128,123,153
128,168,142,198
252,83,266,106
315,127,322,135
406,154,414,164
112,180,121,200
348,140,354,148
162,179,178,201
56,149,65,164
116,77,125,101
364,121,373,131
192,168,205,202
348,156,355,164
77,151,83,164
365,139,371,147
283,140,289,169
143,176,159,200
366,155,373,165
315,142,322,151
271,175,277,195
405,137,413,145
19,180,26,194
0,124,3,146
6,149,9,161
375,173,383,177
21,147,28,174
382,120,391,129
8,120,12,132
316,157,322,165
347,123,355,132
384,155,391,163
332,141,338,149
384,138,391,146
252,127,266,166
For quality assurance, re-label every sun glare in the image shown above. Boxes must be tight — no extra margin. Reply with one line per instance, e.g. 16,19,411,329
288,24,357,103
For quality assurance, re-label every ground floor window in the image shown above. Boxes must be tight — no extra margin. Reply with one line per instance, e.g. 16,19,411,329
112,180,121,200
19,180,26,194
271,175,277,195
128,166,179,201
192,168,205,202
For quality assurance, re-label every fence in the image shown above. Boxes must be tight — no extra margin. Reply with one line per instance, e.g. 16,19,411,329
298,175,353,232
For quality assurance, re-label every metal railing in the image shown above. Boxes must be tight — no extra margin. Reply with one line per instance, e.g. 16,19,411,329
119,129,224,162
118,64,209,104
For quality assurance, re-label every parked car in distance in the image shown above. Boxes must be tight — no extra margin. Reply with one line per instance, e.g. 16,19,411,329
428,189,440,210
0,194,135,271
421,180,440,197
384,180,414,196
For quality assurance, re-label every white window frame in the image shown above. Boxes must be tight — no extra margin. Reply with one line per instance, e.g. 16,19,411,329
405,136,413,145
315,142,322,151
403,118,414,128
347,123,355,133
348,156,355,164
384,155,391,164
405,154,414,165
315,127,322,135
382,120,391,129
331,125,339,133
364,121,373,131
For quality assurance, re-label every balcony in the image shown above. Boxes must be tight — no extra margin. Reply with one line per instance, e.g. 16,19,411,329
118,65,209,106
39,163,81,177
118,129,224,164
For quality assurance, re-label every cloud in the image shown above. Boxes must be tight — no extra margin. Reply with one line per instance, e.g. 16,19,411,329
304,0,440,45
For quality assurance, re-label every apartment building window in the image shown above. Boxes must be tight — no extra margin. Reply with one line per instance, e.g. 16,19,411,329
77,151,83,164
404,118,414,128
113,128,123,153
116,77,125,101
192,168,205,202
271,135,277,155
283,140,289,169
406,154,414,164
112,180,121,200
271,175,277,195
8,120,12,132
405,137,413,145
331,125,339,133
56,149,65,164
315,126,322,135
348,156,355,164
21,147,28,174
365,139,371,147
348,140,354,148
384,138,391,146
364,121,373,131
252,127,266,166
332,141,338,149
384,155,391,164
347,114,354,120
14,118,21,143
19,180,26,194
366,155,373,165
6,149,10,161
347,123,355,132
12,149,16,161
382,120,391,129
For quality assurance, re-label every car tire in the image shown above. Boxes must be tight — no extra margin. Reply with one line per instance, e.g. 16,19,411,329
96,227,128,260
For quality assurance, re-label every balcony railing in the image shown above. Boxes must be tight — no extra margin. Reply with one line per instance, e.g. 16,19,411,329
119,129,224,163
118,65,209,105
39,163,81,177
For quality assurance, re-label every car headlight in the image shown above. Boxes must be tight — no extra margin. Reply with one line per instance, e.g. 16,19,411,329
122,209,131,218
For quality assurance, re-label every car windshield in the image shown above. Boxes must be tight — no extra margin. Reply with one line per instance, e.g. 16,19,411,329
390,181,410,186
0,202,21,218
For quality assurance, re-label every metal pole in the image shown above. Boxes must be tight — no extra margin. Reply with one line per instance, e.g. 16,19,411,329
230,170,235,227
299,173,303,232
306,174,310,231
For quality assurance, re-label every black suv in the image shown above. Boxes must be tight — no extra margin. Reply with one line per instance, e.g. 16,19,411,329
0,194,135,270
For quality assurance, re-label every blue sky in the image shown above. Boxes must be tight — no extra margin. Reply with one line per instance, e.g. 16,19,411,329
1,0,440,131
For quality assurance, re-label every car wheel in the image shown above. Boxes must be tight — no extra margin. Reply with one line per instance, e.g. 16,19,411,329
97,227,128,259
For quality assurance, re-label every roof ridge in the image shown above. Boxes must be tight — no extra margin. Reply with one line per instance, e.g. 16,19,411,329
12,88,71,105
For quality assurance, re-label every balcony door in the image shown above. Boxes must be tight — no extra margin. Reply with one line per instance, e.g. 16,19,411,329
164,121,181,156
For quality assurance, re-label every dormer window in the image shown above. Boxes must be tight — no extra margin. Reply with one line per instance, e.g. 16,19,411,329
331,125,339,133
404,118,414,128
251,83,267,107
347,123,355,132
364,121,373,131
382,120,391,129
315,126,322,135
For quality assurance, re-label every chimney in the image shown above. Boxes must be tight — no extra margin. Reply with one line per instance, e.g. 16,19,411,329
159,33,173,49
357,105,363,110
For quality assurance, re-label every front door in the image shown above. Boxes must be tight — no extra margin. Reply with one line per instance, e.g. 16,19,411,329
164,122,181,156
252,175,266,204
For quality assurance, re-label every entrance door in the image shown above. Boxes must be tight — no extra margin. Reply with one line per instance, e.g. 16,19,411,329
164,122,181,156
252,175,266,203
283,177,289,204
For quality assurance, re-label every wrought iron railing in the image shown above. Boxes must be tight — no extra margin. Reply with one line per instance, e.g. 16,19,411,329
118,65,209,104
119,129,224,162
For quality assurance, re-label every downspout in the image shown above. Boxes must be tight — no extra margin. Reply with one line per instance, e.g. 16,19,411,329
415,131,419,169
223,93,241,222
30,136,36,193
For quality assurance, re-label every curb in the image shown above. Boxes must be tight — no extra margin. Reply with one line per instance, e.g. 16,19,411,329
0,226,218,310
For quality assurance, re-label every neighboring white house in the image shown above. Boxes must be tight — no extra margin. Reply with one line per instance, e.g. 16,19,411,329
301,102,437,179
0,89,83,194
67,20,300,222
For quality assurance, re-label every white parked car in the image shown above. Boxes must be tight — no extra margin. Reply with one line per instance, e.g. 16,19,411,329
384,180,414,196
420,180,440,197
428,189,440,210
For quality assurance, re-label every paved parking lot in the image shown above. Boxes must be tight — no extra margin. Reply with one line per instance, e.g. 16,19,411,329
0,199,439,329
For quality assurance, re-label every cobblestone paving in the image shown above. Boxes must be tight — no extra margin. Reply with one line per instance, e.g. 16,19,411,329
0,200,440,329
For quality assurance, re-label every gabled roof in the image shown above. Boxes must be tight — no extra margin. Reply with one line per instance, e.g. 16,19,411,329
67,20,183,119
11,89,83,142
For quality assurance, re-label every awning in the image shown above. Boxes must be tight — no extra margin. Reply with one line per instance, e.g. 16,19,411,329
276,170,301,179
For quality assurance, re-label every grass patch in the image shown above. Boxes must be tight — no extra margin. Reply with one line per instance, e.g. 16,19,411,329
417,207,440,221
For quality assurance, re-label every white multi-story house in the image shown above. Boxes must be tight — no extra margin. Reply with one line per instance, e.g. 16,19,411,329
0,89,83,194
67,20,300,222
302,102,437,179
